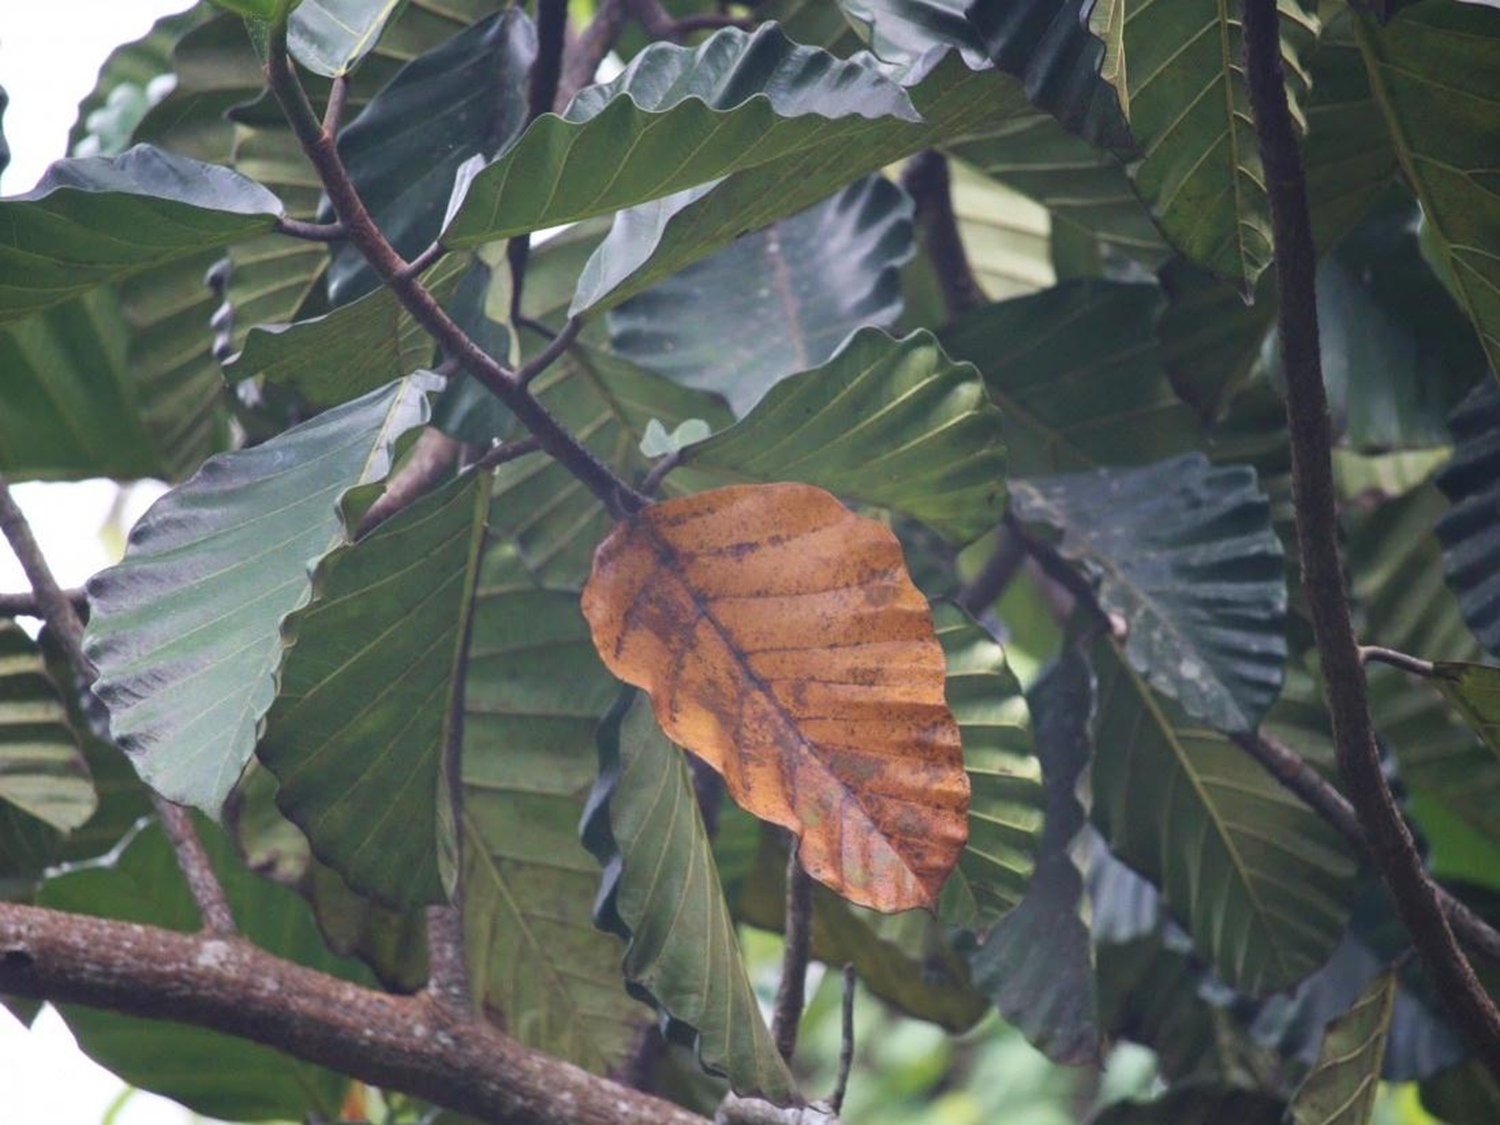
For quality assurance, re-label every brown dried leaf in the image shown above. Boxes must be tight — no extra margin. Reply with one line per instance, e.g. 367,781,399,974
581,483,968,913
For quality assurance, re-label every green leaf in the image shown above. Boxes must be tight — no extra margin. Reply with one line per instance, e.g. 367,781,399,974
1290,971,1397,1125
326,9,533,302
1352,0,1500,379
257,470,491,909
305,857,429,994
945,120,1169,274
0,623,95,874
673,328,1006,545
0,146,282,324
1093,1086,1287,1125
1436,381,1500,659
83,374,435,817
1349,482,1500,852
1090,639,1357,993
461,579,648,1073
930,604,1045,929
608,175,915,416
736,829,989,1031
441,25,921,249
227,254,468,407
1433,662,1500,768
583,692,795,1103
1422,1059,1500,1125
289,0,404,77
568,44,1033,315
39,820,370,1121
941,281,1205,476
1014,454,1287,733
1092,0,1319,291
963,644,1100,1064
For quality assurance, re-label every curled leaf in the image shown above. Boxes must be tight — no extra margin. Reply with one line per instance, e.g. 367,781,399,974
582,483,968,913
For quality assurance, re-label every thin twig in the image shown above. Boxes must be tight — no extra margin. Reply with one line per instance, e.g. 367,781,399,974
1243,0,1500,1079
475,435,543,471
1002,512,1114,632
507,0,569,331
1358,645,1436,678
955,527,1025,615
627,0,747,39
515,315,559,342
639,450,682,498
829,964,856,1115
902,151,986,323
397,241,445,281
322,74,349,137
262,28,646,520
559,0,627,107
1233,731,1500,964
772,847,814,1063
275,216,348,242
0,474,236,936
0,588,86,619
516,316,583,387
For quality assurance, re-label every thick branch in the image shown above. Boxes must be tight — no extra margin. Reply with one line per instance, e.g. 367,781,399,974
771,849,813,1063
0,902,702,1125
1242,0,1500,1078
902,152,986,323
0,475,235,935
262,31,645,519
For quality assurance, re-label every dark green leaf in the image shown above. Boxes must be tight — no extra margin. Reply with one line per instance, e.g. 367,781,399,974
327,10,533,302
1014,454,1287,733
608,175,915,416
0,146,282,324
1422,1059,1500,1124
1352,0,1500,379
227,254,469,407
257,471,491,909
583,692,794,1102
0,623,94,874
965,644,1100,1064
567,44,1032,314
931,604,1044,929
673,328,1007,545
461,565,648,1072
1436,381,1500,659
305,858,430,994
84,374,435,817
39,820,372,1121
1090,0,1319,291
442,25,921,249
1090,639,1357,993
941,281,1204,476
1289,971,1396,1125
1093,1086,1287,1125
1433,662,1500,766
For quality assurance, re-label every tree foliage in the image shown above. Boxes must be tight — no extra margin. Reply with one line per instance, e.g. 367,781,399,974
2,1,1500,1122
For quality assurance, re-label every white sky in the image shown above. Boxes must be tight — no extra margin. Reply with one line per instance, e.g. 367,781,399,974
1,3,228,1122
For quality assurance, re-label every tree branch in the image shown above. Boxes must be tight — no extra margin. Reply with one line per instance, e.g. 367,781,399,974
356,428,461,538
1358,645,1436,678
955,527,1025,615
559,0,627,107
262,29,646,520
1242,0,1500,1079
0,587,86,619
275,216,347,242
0,474,236,936
902,151,986,323
507,0,569,328
0,902,704,1125
626,0,747,40
771,848,813,1064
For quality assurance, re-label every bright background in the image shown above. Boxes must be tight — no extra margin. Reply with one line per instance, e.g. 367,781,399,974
2,2,209,1121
